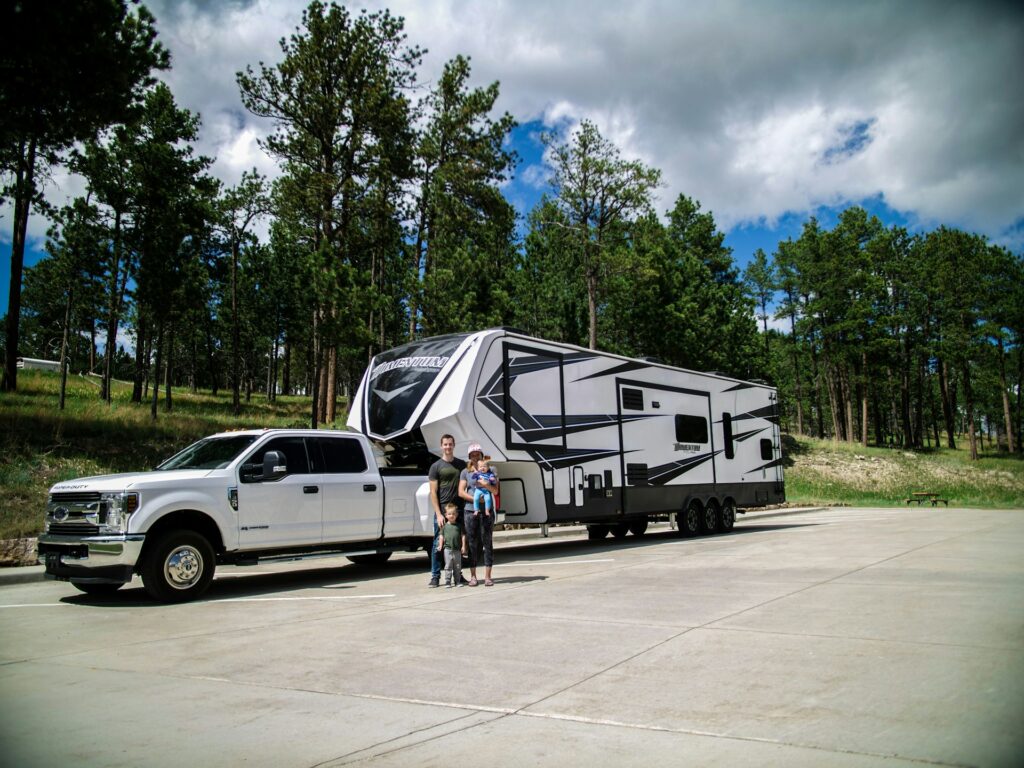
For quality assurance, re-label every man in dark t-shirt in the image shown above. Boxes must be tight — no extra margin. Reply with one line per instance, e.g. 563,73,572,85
427,434,466,587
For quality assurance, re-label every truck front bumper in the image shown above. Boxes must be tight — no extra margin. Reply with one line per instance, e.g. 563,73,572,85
37,534,145,584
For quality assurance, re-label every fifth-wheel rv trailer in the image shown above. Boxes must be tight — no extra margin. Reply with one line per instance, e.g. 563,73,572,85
348,328,784,538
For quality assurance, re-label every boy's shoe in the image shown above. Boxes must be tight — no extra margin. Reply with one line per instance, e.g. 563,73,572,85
446,582,453,588
428,577,439,588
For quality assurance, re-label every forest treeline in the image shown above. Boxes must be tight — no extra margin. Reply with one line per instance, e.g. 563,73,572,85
3,1,1022,457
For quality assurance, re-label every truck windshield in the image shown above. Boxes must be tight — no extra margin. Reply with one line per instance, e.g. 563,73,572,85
366,333,469,437
156,435,259,470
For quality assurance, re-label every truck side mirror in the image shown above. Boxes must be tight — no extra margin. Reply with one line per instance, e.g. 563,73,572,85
262,451,287,482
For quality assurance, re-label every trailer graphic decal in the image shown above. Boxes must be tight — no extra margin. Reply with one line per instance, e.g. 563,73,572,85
731,427,768,443
732,405,779,424
645,451,722,485
476,364,654,444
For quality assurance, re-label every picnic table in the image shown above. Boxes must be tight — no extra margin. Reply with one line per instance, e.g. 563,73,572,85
905,491,949,506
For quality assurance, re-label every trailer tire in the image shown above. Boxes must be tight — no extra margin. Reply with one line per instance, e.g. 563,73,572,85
611,523,630,539
681,500,701,537
702,499,721,534
628,518,649,536
587,524,610,540
719,500,736,533
141,530,215,603
72,581,123,596
347,552,393,567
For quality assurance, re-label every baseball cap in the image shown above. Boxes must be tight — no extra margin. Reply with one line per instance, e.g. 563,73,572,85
467,442,483,456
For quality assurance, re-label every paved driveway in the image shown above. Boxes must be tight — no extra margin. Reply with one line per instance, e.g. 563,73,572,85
1,507,1022,767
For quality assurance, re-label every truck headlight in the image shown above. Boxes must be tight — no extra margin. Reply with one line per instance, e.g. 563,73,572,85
99,492,139,533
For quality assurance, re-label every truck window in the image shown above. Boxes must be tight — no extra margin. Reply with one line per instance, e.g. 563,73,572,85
675,414,708,444
248,437,312,476
318,437,368,474
157,434,258,470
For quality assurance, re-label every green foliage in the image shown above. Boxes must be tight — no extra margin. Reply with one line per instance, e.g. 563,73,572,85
0,370,315,540
1,0,169,393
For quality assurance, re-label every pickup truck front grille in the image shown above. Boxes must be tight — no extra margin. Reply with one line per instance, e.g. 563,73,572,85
50,492,102,503
48,522,101,536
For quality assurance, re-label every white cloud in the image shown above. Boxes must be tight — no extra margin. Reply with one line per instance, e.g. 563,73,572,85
8,0,1023,254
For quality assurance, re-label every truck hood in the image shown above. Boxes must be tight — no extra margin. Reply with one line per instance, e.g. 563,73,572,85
49,469,216,494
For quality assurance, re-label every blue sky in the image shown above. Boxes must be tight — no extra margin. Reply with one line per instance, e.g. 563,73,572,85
3,0,1022,321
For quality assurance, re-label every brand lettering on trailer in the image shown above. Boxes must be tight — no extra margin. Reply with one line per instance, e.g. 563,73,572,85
370,356,449,381
674,443,701,452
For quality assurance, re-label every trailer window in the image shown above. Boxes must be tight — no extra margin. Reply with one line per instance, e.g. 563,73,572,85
366,333,468,437
760,439,774,461
722,413,734,459
675,414,708,444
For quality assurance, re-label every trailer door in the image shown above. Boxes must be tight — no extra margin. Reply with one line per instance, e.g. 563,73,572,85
617,380,715,513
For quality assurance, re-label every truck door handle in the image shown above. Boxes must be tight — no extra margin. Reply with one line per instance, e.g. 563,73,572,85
303,485,319,494
363,484,377,492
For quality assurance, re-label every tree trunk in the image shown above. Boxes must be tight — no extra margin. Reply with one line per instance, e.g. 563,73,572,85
132,314,148,403
150,321,164,422
586,266,598,351
326,345,337,423
101,209,124,402
231,238,241,415
59,282,74,411
164,322,174,413
2,136,37,392
937,358,956,449
788,307,804,436
998,336,1015,453
861,351,869,447
310,307,321,429
962,362,978,460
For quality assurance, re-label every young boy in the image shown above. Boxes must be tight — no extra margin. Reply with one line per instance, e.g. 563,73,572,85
471,459,498,517
437,503,467,587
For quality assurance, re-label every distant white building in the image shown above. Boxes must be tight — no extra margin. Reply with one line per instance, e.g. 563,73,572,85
17,357,63,372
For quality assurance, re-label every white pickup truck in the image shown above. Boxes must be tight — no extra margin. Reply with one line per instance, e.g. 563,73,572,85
37,429,434,602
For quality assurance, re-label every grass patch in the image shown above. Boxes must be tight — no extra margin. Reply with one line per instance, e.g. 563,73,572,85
0,370,342,540
783,435,1024,508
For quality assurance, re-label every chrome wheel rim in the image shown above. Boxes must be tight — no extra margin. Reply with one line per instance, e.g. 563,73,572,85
164,545,203,590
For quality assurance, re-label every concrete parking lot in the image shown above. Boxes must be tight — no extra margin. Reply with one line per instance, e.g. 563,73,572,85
1,506,1022,767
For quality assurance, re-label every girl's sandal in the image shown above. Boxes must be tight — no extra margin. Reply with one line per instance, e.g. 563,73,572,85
484,579,494,586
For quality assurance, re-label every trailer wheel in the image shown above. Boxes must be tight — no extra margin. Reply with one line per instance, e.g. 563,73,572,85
702,500,721,534
681,500,701,537
587,524,610,540
719,500,736,533
141,530,215,603
611,523,630,539
347,552,393,567
628,518,649,536
71,581,123,596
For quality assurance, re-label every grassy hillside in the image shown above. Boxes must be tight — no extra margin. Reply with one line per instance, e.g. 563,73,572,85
1,370,1022,542
0,370,324,540
782,435,1024,509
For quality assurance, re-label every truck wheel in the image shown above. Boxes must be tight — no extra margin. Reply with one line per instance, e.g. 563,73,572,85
718,500,736,533
628,519,648,536
702,500,721,534
587,524,610,540
681,500,701,537
347,552,393,566
611,522,630,539
72,581,123,596
141,530,215,603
